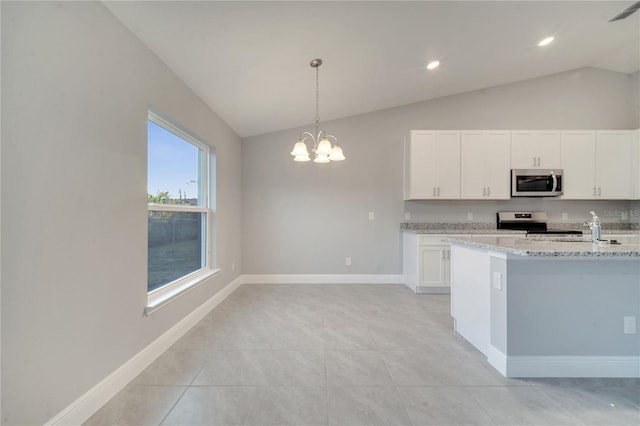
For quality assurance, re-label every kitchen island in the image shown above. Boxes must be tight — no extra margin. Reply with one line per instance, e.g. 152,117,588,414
449,235,640,378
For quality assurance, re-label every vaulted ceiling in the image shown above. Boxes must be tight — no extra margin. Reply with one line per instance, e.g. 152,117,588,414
104,1,640,137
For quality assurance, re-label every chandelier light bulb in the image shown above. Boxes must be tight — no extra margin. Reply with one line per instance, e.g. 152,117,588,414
427,60,440,70
538,36,554,47
293,154,311,162
291,141,309,156
314,153,330,163
329,145,346,162
316,138,333,156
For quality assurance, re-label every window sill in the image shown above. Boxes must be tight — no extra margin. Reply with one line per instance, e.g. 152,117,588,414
145,268,220,316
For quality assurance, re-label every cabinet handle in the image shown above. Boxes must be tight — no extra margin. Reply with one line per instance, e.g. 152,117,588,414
598,187,602,196
487,187,490,197
537,157,541,167
533,157,536,167
437,187,440,196
593,187,596,196
433,187,436,196
482,187,486,196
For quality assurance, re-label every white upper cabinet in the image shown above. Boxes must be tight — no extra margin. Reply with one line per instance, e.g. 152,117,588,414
511,131,562,169
561,130,634,199
561,131,597,199
461,131,511,199
636,129,640,200
405,131,460,200
595,131,634,199
406,129,637,201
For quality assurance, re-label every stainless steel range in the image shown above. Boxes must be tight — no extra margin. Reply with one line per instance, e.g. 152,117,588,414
496,211,582,236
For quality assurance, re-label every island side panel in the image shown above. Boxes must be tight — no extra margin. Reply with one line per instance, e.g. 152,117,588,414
450,244,491,353
490,256,508,355
402,232,419,293
507,257,640,357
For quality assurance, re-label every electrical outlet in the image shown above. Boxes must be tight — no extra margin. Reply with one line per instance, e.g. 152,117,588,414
467,212,473,221
346,257,352,266
493,272,502,290
369,212,375,221
624,316,636,334
405,212,411,221
562,213,568,221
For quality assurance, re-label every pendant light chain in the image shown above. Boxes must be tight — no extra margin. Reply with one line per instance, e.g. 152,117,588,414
315,64,320,137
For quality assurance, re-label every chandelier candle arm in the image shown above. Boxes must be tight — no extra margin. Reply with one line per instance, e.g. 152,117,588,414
290,58,345,163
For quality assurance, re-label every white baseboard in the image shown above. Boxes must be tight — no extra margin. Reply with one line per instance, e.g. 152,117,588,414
505,355,640,378
242,274,404,284
416,286,450,294
46,276,244,426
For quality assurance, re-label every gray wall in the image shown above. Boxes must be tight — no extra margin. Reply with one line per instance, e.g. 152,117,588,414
631,72,640,225
1,2,242,424
243,67,638,274
507,258,640,356
631,71,640,129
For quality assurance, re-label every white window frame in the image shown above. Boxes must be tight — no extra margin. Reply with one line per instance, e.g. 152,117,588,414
146,111,218,314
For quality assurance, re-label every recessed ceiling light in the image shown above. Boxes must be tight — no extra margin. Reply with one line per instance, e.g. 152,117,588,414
427,61,440,70
538,36,554,47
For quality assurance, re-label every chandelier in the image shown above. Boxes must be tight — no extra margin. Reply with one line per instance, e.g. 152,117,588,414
290,58,345,163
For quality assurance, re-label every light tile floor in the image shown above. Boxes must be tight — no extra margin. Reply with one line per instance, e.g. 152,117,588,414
85,284,640,426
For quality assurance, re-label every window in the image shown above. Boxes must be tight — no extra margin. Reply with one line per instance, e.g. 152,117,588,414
146,111,215,312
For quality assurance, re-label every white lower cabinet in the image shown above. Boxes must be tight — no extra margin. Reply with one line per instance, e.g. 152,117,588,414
403,233,468,293
418,244,451,288
403,232,526,294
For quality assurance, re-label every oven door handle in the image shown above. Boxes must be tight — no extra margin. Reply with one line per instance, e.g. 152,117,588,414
550,172,557,193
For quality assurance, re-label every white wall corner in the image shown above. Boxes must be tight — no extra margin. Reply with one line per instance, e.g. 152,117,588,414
486,345,507,376
45,275,244,426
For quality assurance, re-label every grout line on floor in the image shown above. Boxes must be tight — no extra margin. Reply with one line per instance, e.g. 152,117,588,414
157,385,189,426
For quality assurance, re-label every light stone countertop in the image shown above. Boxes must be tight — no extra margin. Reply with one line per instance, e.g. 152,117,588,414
400,222,639,235
447,235,640,257
405,228,527,235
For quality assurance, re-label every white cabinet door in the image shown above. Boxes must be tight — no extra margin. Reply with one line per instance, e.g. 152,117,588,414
561,131,596,199
461,131,510,199
485,132,511,199
636,129,640,200
408,131,439,199
436,131,461,198
461,132,486,198
596,131,634,199
407,131,460,199
418,246,447,287
511,131,561,169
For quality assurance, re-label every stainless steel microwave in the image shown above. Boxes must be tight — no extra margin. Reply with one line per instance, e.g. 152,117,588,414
511,169,563,197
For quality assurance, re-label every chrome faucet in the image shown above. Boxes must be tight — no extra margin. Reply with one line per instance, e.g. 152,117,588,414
584,211,601,242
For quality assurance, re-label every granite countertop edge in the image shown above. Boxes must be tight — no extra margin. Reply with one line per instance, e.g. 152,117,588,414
400,222,640,235
446,236,640,257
